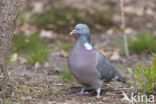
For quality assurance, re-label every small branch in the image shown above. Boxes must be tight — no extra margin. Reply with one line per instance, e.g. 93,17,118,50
120,0,130,59
120,0,125,28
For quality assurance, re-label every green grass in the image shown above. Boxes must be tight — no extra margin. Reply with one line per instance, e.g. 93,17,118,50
25,49,49,64
128,32,156,53
37,86,53,98
57,41,73,50
127,53,156,94
59,68,74,82
10,32,49,64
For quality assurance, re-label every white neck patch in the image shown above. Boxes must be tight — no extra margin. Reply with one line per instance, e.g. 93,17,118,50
84,42,92,50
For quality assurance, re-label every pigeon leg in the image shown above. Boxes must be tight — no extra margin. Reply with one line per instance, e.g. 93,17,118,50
96,88,101,98
77,86,85,96
79,87,85,95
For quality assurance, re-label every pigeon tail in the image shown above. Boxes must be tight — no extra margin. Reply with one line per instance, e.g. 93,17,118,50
115,73,126,83
116,76,125,83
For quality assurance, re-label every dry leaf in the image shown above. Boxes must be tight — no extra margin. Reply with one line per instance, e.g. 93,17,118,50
146,9,154,16
32,2,44,13
34,62,41,69
98,48,113,58
113,14,121,22
106,27,118,35
124,6,135,14
10,53,18,62
125,28,133,34
60,50,68,57
44,62,50,68
110,51,120,61
18,57,27,64
40,30,57,39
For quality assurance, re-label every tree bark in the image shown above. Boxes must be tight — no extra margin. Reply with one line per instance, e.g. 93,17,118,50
0,0,21,87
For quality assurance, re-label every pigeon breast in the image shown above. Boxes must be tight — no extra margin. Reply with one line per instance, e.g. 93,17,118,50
68,42,103,88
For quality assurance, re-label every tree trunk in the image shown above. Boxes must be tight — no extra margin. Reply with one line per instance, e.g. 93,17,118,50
0,0,21,87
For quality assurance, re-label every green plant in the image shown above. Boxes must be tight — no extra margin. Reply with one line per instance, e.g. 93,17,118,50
58,41,73,50
128,32,156,53
10,32,49,64
127,54,156,94
1,100,13,104
26,48,49,64
37,86,53,98
59,68,74,82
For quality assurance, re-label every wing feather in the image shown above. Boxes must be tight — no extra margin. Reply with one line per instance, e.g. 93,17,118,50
96,51,118,82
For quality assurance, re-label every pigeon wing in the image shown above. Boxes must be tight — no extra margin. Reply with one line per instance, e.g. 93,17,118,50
96,51,120,82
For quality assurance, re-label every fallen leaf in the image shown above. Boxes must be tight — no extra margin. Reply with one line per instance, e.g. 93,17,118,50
34,62,41,69
44,62,50,68
18,57,27,64
125,28,133,34
32,2,44,13
95,24,102,30
106,27,118,35
146,8,154,16
98,48,113,58
40,30,57,39
112,14,121,22
16,24,37,35
60,50,68,57
110,51,120,61
10,53,18,62
124,6,144,16
124,6,135,14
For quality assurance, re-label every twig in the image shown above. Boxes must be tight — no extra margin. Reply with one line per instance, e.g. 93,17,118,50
120,0,130,59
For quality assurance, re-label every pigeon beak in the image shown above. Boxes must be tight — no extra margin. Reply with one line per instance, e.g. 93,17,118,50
69,29,78,36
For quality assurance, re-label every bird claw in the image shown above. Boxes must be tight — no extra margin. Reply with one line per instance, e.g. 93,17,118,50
96,88,101,99
76,91,84,96
96,95,101,99
76,87,85,96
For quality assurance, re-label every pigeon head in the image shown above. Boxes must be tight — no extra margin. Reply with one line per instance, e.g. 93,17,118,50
70,24,90,36
70,24,90,42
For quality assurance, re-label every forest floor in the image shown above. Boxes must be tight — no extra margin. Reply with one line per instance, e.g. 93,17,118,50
5,34,153,104
1,0,156,103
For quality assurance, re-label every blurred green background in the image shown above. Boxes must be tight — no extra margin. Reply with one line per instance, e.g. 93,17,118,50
10,0,156,65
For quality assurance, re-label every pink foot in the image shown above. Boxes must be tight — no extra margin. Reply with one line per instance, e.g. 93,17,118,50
96,88,101,99
76,91,84,96
96,95,101,99
76,87,85,96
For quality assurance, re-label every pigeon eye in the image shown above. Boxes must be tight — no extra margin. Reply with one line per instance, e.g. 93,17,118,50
80,28,83,30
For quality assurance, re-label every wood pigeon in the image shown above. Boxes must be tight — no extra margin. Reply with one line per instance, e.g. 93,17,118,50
68,24,125,98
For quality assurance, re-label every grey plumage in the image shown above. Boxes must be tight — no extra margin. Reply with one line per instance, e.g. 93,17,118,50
96,52,124,83
68,24,124,98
